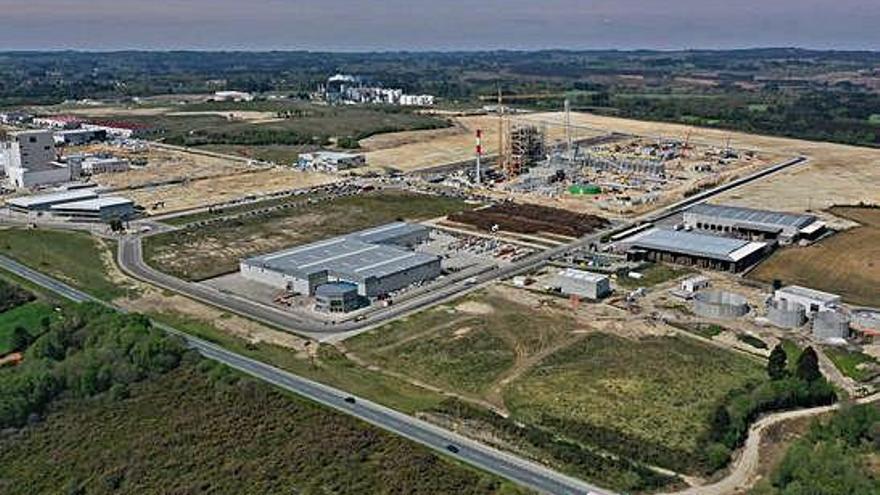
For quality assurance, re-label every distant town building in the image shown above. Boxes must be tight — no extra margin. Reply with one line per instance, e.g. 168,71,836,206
211,91,254,102
297,151,366,172
320,74,435,106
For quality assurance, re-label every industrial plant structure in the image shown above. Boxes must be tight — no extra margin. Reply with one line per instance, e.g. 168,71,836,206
240,222,441,299
619,228,769,272
0,130,73,189
683,203,826,242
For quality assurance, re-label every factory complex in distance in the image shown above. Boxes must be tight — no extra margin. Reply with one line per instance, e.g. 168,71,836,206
240,222,442,302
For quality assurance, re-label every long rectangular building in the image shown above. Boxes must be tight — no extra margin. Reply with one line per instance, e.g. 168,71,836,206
240,222,440,297
6,189,98,212
620,228,769,272
683,203,825,242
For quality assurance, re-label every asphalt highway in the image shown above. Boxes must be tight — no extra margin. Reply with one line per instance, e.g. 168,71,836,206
0,253,614,495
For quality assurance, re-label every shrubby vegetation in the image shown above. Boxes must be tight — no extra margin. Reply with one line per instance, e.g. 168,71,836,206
753,403,880,495
430,398,677,493
0,303,188,428
0,278,34,313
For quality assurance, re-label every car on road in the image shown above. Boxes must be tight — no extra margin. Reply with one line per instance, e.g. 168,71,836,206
344,396,356,404
446,444,459,454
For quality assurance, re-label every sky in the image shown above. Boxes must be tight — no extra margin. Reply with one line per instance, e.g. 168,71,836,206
1,0,879,51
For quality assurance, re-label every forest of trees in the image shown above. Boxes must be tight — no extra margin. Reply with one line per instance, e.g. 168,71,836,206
0,303,188,428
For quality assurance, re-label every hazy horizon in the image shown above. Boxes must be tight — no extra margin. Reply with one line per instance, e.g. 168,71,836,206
1,0,878,52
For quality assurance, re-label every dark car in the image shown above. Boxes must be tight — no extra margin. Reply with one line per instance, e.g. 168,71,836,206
446,444,459,454
344,396,356,404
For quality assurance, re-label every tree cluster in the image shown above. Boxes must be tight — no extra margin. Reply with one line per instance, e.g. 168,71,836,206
0,303,188,428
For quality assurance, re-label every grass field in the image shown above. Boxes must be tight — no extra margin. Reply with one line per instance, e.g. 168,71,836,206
144,190,472,280
0,363,523,495
504,333,765,472
616,263,694,289
350,286,764,476
348,289,579,397
823,347,880,382
0,302,57,355
751,207,880,307
0,229,129,300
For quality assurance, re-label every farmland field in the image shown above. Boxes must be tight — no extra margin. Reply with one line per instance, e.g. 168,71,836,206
144,190,472,280
750,206,880,307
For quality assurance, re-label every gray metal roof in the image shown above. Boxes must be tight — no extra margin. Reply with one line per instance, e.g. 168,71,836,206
351,222,428,245
6,189,97,208
243,223,438,283
686,203,816,229
50,196,133,212
625,228,767,262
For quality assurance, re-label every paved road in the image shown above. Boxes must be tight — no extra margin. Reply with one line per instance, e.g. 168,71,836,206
117,155,808,340
0,253,614,495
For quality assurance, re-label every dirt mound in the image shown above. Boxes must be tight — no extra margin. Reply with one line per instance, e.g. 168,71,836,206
448,202,609,237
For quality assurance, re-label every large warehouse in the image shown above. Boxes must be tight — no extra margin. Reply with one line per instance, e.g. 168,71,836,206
682,203,825,242
620,228,769,272
240,222,441,297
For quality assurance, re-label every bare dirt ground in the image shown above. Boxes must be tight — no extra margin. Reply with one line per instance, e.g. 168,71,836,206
368,111,880,220
165,110,283,124
363,112,608,171
564,113,880,217
127,168,338,214
83,144,254,190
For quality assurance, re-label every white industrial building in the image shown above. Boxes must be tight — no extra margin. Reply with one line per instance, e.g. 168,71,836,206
1,130,74,189
552,268,611,300
241,222,440,298
297,151,366,172
211,91,254,102
774,285,842,317
680,275,711,293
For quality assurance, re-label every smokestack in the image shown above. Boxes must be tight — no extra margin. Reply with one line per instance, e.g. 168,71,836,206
475,129,482,186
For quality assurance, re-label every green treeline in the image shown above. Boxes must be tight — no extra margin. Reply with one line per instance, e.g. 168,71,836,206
0,303,188,428
754,403,880,495
702,346,837,472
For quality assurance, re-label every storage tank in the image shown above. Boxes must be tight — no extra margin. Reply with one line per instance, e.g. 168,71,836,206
767,299,807,329
693,290,750,319
812,311,850,341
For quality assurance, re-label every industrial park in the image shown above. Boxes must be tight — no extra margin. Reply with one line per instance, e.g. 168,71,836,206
1,48,880,495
